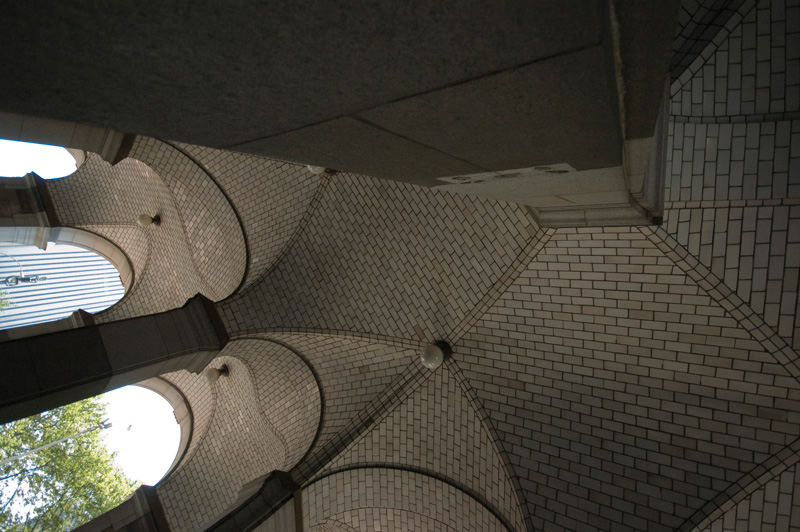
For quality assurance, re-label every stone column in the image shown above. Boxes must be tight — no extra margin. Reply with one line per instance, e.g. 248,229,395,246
0,295,227,424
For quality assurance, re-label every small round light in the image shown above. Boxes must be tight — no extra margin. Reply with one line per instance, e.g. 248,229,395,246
205,368,222,384
307,165,326,175
205,365,229,385
137,214,161,227
421,342,451,369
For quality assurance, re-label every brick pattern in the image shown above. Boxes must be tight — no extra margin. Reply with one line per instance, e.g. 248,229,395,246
308,521,359,532
664,0,800,353
456,227,800,532
51,1,800,529
671,0,799,120
219,172,538,341
157,355,287,532
46,155,208,322
321,363,525,532
641,226,800,384
319,510,461,532
261,333,422,482
681,438,800,531
159,369,215,471
450,223,554,344
666,121,798,202
303,469,506,532
156,338,322,531
221,338,321,469
672,0,749,82
128,137,246,300
78,223,150,290
698,462,800,532
664,202,800,348
670,0,758,96
173,142,322,290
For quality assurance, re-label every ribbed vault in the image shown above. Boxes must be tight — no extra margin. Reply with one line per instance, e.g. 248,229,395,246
219,172,540,340
258,333,420,480
456,226,800,532
11,1,800,531
693,459,800,531
320,362,525,531
171,142,323,289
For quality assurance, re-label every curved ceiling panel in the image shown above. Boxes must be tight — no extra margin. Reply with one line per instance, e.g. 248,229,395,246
126,137,246,300
173,142,322,290
220,338,322,470
220,172,539,340
304,469,508,532
320,363,525,532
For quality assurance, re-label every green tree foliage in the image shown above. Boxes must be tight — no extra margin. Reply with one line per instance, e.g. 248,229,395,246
0,397,138,531
0,288,11,312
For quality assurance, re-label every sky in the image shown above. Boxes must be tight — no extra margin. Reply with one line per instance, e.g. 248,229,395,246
0,139,77,179
2,139,181,486
102,386,181,486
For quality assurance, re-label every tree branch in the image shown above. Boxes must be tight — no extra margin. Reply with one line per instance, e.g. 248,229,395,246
1,474,26,513
1,464,43,482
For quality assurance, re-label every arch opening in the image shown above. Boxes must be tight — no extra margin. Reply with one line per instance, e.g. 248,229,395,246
0,383,188,531
0,138,83,180
0,239,126,331
103,382,187,486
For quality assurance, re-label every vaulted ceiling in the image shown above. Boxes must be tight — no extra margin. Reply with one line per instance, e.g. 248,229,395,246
2,1,799,531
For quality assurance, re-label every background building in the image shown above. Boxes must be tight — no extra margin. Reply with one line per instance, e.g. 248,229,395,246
1,1,799,531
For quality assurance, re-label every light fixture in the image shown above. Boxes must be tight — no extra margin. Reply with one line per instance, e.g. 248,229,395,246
420,341,452,370
137,214,161,227
4,275,47,286
306,165,326,175
205,364,230,384
0,252,47,286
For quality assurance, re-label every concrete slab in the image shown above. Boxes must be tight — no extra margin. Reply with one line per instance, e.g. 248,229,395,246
436,166,628,207
358,43,623,181
0,2,603,149
234,117,485,185
615,0,682,139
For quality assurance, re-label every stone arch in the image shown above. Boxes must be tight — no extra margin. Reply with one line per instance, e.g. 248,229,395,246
0,147,220,322
133,377,194,484
0,226,133,290
42,153,236,321
0,111,128,166
0,225,137,339
1,113,248,309
46,227,134,291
